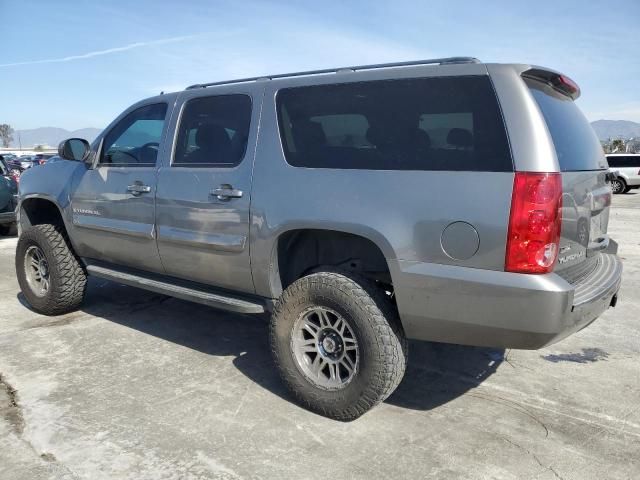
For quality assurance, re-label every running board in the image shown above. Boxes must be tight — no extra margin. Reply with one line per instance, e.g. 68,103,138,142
86,264,265,314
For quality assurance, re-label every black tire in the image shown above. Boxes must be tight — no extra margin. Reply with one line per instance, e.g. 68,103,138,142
611,178,626,194
270,270,407,421
16,224,87,315
623,186,632,194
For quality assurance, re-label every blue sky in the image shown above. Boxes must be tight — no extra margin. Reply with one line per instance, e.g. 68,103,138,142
1,0,639,130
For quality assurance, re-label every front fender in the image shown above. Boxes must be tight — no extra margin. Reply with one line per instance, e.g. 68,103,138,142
18,160,87,233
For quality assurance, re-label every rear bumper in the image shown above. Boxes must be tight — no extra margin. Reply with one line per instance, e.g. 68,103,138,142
394,253,622,349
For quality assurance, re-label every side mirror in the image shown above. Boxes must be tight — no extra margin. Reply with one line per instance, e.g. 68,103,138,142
58,138,90,162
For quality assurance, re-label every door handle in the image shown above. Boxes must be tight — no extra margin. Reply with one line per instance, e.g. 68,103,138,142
127,183,151,196
211,185,243,201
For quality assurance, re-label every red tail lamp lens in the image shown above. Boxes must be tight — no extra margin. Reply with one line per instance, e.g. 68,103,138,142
505,172,562,274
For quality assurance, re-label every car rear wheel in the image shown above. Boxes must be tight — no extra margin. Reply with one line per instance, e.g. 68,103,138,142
16,224,87,315
270,270,407,421
611,178,626,194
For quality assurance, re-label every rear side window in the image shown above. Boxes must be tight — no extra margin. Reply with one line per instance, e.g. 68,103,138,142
526,78,606,172
607,156,640,168
276,76,512,171
173,94,252,167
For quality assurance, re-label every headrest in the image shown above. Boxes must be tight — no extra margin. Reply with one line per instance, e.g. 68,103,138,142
195,123,231,150
413,129,432,150
446,128,473,148
366,125,396,147
292,120,326,150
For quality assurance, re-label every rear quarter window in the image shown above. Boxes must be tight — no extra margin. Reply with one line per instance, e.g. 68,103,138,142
526,78,606,172
276,76,513,171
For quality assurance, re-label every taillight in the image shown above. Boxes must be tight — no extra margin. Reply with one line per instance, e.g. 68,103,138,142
505,172,562,274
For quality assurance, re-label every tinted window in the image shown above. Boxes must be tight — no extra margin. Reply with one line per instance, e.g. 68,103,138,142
276,76,512,171
101,103,167,166
526,78,605,171
628,156,640,167
173,94,252,167
606,156,626,168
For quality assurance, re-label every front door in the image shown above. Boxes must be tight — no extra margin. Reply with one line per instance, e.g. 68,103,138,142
70,102,169,273
155,86,262,293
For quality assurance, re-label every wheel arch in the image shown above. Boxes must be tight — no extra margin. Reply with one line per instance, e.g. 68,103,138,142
19,195,68,233
268,226,398,298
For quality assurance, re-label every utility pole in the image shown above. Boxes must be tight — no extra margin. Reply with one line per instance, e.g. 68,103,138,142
18,131,22,150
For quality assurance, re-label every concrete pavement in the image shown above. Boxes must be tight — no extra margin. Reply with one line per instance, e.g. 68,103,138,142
0,193,639,479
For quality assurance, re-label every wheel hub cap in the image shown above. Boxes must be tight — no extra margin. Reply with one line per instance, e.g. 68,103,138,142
24,245,50,297
291,307,359,390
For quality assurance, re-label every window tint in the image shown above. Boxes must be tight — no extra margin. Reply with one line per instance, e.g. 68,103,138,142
173,94,252,167
526,78,606,172
276,76,512,171
608,156,640,168
606,157,625,168
101,103,167,166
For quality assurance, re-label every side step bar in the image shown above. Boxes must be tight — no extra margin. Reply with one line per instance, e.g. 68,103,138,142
86,265,265,314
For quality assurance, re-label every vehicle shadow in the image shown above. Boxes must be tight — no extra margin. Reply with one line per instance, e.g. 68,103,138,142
32,277,505,415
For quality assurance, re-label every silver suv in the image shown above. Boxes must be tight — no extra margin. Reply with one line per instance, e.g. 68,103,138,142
15,58,622,420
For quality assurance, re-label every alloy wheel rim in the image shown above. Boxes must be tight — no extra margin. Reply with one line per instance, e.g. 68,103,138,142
24,245,50,297
612,180,622,193
291,306,359,390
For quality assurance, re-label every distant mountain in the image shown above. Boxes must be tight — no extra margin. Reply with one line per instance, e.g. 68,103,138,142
590,120,640,141
9,127,102,148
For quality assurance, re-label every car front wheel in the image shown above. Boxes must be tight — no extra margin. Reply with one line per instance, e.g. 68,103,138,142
16,224,87,315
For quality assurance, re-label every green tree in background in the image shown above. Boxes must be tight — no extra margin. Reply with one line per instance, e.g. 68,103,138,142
0,124,14,148
611,139,625,153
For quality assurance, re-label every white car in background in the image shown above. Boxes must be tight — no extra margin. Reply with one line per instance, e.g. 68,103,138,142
606,154,640,194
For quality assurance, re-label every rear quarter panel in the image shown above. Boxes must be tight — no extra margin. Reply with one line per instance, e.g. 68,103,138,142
250,65,515,298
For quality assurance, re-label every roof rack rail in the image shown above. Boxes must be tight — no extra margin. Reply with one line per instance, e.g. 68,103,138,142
186,56,481,90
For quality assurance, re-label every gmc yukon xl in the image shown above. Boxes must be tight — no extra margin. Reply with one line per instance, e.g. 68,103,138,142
15,57,622,420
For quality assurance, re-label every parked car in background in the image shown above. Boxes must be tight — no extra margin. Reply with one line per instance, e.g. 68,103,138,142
15,58,622,420
606,154,640,194
45,155,63,164
5,157,24,177
33,153,55,165
0,156,18,235
19,156,38,169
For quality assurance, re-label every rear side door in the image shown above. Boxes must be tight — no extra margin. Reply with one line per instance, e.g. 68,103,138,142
70,102,169,273
524,77,611,281
155,85,262,294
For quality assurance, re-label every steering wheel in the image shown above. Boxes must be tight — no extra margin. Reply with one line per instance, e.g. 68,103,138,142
138,142,160,164
106,142,160,164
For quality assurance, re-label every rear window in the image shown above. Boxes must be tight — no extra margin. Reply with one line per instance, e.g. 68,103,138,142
526,78,606,172
276,76,512,171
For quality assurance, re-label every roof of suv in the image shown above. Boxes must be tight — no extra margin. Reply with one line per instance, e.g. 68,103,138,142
185,57,482,90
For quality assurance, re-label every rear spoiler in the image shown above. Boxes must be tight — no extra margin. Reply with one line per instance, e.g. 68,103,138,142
521,68,581,100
